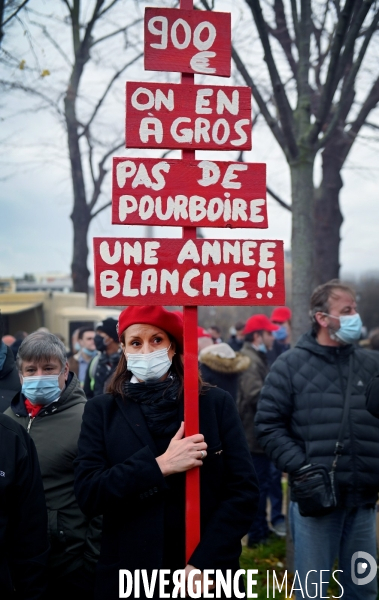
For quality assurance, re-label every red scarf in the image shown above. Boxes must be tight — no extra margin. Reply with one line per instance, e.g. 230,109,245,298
24,399,44,418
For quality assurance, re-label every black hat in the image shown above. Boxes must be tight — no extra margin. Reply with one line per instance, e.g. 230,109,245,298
96,317,119,342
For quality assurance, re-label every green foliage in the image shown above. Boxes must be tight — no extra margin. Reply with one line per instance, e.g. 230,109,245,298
240,537,288,599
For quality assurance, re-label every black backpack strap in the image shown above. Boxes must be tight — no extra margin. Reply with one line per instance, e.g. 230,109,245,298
333,353,354,471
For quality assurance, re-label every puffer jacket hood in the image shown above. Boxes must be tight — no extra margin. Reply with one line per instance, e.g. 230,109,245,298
199,352,250,374
255,330,379,507
296,331,355,361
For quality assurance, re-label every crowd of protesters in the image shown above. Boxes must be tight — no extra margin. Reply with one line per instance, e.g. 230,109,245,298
1,278,379,599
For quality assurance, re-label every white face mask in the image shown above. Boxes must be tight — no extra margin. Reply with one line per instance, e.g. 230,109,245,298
125,344,172,382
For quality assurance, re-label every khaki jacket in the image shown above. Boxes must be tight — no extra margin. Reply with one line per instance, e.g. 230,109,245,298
237,342,269,453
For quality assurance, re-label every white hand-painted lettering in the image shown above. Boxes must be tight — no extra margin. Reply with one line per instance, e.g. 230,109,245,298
148,16,168,49
217,90,239,115
195,89,213,114
190,51,216,74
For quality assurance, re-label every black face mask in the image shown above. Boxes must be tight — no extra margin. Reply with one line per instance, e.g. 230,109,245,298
94,334,107,352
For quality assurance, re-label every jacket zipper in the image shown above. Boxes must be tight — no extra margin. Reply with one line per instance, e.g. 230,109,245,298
26,416,35,433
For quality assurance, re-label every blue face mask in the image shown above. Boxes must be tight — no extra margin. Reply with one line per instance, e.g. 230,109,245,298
324,313,363,344
82,347,98,357
273,326,288,341
74,342,81,352
253,342,267,353
126,345,172,382
22,374,63,405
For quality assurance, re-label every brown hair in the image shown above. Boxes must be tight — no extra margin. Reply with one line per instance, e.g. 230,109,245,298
310,279,356,333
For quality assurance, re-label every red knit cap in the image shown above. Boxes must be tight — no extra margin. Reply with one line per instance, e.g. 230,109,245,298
198,326,211,338
271,306,292,323
118,306,183,349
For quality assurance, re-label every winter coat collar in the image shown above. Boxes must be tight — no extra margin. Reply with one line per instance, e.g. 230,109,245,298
199,352,250,374
114,394,159,455
240,341,268,364
296,331,355,362
10,371,86,417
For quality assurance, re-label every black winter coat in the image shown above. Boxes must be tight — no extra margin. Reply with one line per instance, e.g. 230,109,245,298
0,346,21,413
74,386,259,599
255,331,379,507
366,374,379,417
5,373,100,578
0,413,49,599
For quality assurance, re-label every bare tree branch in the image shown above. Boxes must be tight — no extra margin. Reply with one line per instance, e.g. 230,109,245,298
342,76,379,161
238,150,291,211
90,200,111,220
231,45,289,156
309,0,373,144
2,0,30,28
317,8,379,150
88,141,124,212
28,19,72,67
313,1,332,89
364,120,379,131
333,0,374,85
97,0,120,19
297,0,312,99
80,51,143,137
91,18,143,47
0,80,63,115
245,0,298,159
267,185,292,211
290,0,299,46
270,0,298,77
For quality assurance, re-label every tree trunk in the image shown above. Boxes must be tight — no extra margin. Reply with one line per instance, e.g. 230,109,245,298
71,209,91,294
313,138,345,287
65,86,91,294
290,154,315,342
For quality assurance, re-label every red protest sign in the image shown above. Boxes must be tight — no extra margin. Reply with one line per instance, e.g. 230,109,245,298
94,237,285,306
125,82,252,150
144,8,231,77
112,158,267,229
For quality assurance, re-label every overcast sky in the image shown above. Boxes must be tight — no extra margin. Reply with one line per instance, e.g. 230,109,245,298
1,0,378,283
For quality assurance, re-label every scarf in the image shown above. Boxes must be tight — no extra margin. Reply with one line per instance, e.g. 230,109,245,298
124,376,181,436
24,398,44,418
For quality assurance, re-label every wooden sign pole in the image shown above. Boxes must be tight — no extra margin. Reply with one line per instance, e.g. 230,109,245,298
179,0,200,564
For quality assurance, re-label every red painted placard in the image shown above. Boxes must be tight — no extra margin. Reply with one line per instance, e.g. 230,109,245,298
144,8,231,77
112,158,267,229
126,82,252,150
94,237,285,306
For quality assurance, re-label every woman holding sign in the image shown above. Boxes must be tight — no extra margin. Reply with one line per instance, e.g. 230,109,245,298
74,305,258,599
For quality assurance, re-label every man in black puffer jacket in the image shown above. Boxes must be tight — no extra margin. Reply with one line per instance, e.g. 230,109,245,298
255,280,379,600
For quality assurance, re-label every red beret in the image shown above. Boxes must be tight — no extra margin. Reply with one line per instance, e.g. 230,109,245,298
118,306,183,349
171,310,183,320
244,314,279,334
271,306,292,323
